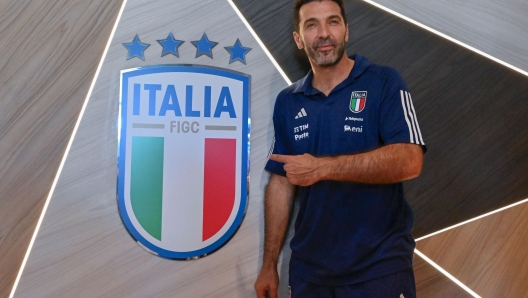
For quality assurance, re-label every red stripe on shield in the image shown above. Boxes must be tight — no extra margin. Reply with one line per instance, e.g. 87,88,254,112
203,138,236,242
359,98,365,111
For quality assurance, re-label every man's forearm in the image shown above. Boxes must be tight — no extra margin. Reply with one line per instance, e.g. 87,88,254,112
271,143,423,186
262,174,295,267
320,143,423,184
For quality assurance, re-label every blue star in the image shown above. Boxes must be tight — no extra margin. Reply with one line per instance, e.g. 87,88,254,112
191,33,218,58
157,33,184,57
224,39,252,64
122,34,150,60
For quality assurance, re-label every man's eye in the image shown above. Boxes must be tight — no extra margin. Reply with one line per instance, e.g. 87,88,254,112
306,23,316,28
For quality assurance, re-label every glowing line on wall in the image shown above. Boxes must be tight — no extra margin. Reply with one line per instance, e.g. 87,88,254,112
227,0,292,85
8,0,129,297
363,0,528,77
416,198,528,242
415,249,482,298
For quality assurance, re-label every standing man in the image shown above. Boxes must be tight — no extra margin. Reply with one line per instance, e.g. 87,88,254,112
254,0,426,297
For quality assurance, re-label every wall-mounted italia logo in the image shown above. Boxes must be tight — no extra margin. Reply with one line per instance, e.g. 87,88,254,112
118,33,250,260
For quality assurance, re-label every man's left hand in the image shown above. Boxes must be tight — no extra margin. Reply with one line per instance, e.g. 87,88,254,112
269,153,323,186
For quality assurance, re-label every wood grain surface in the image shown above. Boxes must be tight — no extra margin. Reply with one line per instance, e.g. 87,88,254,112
0,0,122,297
4,0,528,296
14,0,288,297
413,253,473,298
417,202,528,297
369,0,528,72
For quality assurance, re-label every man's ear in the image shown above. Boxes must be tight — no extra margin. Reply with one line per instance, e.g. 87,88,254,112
293,31,304,50
345,25,349,43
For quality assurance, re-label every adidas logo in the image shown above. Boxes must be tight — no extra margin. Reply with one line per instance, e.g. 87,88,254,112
295,108,307,119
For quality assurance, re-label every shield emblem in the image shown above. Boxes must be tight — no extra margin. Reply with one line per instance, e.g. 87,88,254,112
118,65,250,259
350,91,367,113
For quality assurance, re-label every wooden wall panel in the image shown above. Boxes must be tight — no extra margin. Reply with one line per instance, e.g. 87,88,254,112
413,254,473,298
369,0,528,72
417,202,528,297
4,0,528,296
14,0,288,297
0,0,122,297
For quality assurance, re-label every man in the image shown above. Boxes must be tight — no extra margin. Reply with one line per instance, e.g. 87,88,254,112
254,0,426,297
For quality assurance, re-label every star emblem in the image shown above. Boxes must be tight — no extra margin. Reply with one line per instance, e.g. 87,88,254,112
224,39,252,64
157,32,184,57
122,34,150,61
191,33,218,58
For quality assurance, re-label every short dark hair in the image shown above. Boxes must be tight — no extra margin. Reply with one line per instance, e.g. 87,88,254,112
293,0,348,33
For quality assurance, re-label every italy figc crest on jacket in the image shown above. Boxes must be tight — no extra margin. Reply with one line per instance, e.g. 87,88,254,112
118,65,250,259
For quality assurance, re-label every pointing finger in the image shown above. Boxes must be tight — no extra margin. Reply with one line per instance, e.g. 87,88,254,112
269,154,290,163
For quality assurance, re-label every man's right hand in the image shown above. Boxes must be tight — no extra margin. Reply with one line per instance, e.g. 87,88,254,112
254,265,279,298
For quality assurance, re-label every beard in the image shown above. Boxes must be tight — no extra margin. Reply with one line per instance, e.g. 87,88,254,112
304,35,346,67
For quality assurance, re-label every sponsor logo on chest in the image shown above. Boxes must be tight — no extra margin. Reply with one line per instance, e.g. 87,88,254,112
294,123,309,141
293,108,309,141
344,125,363,132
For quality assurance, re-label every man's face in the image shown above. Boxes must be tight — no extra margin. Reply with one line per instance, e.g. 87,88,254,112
294,0,348,67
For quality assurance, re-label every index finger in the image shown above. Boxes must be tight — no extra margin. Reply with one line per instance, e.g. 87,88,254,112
269,154,290,163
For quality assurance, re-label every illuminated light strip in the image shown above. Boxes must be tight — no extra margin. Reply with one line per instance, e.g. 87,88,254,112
227,0,293,85
415,249,481,297
8,0,129,297
363,0,528,77
416,198,528,241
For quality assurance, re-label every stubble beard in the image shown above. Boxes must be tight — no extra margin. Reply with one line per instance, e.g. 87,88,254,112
304,35,346,67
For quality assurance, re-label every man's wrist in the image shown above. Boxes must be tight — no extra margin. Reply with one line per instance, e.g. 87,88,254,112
261,252,279,268
317,156,335,181
261,258,278,271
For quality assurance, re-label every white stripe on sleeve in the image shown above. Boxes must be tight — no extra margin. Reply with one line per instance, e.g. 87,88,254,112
408,93,425,145
405,91,420,144
400,90,414,143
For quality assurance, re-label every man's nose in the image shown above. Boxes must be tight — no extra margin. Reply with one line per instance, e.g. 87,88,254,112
318,23,331,38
